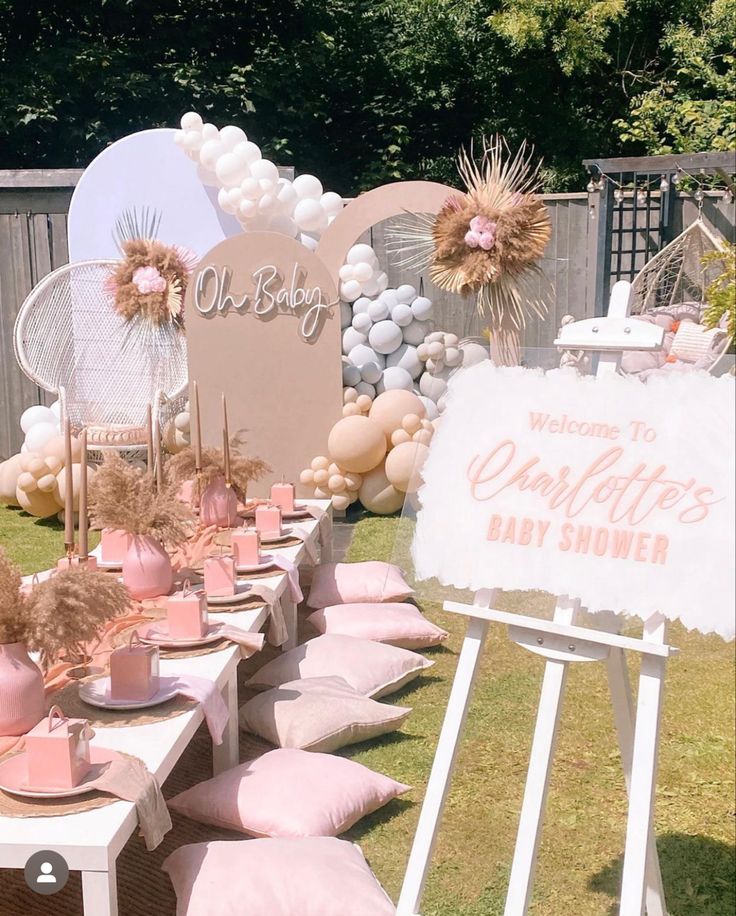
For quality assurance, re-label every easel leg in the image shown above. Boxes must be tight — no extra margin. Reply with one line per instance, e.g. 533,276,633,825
618,618,668,916
396,590,495,916
607,648,666,916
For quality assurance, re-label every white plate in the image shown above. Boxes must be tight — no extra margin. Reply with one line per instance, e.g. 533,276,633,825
0,746,121,798
135,621,226,647
259,527,294,545
236,554,276,573
282,505,312,520
95,557,123,570
206,580,253,605
79,676,182,709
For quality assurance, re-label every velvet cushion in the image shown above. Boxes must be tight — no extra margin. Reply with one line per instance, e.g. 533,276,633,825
306,561,413,608
167,748,409,838
245,634,433,698
239,675,411,752
162,837,396,916
308,603,449,649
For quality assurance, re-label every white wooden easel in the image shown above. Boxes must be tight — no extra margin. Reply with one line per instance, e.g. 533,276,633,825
398,282,678,916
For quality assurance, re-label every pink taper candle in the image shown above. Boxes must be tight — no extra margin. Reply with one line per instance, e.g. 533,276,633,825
78,428,88,558
63,418,74,555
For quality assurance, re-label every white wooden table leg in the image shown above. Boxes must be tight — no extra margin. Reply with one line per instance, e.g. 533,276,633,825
504,596,579,916
397,589,496,916
212,672,239,775
607,647,666,916
618,617,668,916
82,862,118,916
281,593,298,651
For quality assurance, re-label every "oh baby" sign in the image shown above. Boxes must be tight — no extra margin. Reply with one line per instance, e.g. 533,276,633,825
413,364,735,639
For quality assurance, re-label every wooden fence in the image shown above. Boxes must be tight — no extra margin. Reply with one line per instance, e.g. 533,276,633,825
1,170,733,459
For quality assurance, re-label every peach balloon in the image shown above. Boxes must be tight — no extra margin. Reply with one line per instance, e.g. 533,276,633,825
36,473,57,493
412,429,433,446
343,472,362,491
328,474,347,493
327,415,386,474
314,486,331,499
16,471,38,493
342,403,361,417
311,455,329,472
368,390,425,444
52,464,83,510
16,485,59,518
44,455,63,475
328,463,342,476
357,464,405,515
43,434,82,464
385,441,429,494
331,493,351,511
299,468,315,485
0,455,23,506
313,468,329,486
20,454,45,476
390,429,411,447
401,413,422,435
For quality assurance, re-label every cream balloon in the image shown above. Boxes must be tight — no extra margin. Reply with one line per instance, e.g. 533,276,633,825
357,465,405,515
369,390,425,443
327,415,386,473
385,441,429,494
16,485,59,519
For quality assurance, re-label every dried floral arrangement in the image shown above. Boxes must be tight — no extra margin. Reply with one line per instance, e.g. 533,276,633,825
104,207,197,331
25,567,130,669
167,440,270,502
89,453,194,545
387,137,552,364
0,547,28,645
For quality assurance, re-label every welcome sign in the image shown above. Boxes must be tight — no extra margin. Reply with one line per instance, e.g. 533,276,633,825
413,363,736,638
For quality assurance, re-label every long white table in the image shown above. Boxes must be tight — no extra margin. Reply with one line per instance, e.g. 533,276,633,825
0,500,332,915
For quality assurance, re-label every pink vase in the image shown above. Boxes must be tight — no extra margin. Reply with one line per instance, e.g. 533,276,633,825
200,476,239,528
0,642,45,737
122,534,174,600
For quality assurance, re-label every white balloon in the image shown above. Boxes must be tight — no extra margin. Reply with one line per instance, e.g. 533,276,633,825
258,193,277,213
374,271,389,293
20,405,56,433
460,341,491,366
294,198,325,232
386,343,422,378
250,159,279,183
403,318,433,346
396,284,417,304
340,302,353,329
201,123,219,140
419,372,448,402
238,199,258,219
369,320,403,355
360,361,382,384
300,233,319,251
348,344,385,370
215,152,248,187
174,129,186,147
293,174,323,200
49,400,61,418
24,422,58,451
353,262,373,283
352,313,372,334
444,333,460,347
233,140,262,164
355,381,376,399
338,264,355,282
218,187,237,214
196,162,218,185
380,289,399,309
382,366,413,391
276,179,298,210
352,297,372,315
347,244,375,265
361,277,380,297
267,213,298,236
200,139,225,171
418,396,440,420
219,125,247,149
342,363,362,386
320,191,343,216
342,328,367,355
391,303,413,327
183,131,204,152
241,177,261,200
444,346,463,367
340,279,362,302
411,296,433,320
181,111,204,131
258,178,275,194
367,299,390,322
226,187,243,206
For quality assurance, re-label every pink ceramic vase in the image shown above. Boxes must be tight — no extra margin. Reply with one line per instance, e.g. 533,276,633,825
200,476,239,528
122,534,174,600
0,642,45,737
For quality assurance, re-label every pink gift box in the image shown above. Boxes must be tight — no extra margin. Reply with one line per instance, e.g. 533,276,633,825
101,528,134,564
204,554,236,597
231,529,260,567
109,633,160,701
255,505,282,537
167,584,209,639
270,482,295,513
25,705,92,789
56,555,98,572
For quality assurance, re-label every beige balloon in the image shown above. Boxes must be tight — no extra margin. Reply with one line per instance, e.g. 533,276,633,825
52,464,84,510
43,434,82,464
328,415,387,474
357,464,405,515
16,484,59,518
368,390,425,444
385,441,430,494
0,455,23,506
331,493,351,511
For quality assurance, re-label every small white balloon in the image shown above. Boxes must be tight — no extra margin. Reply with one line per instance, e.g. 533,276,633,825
361,277,380,297
347,244,376,265
419,372,448,402
460,341,491,366
444,333,460,347
181,111,204,131
174,129,186,147
218,188,237,214
215,152,248,187
396,284,417,304
259,178,275,193
360,361,382,384
391,304,413,327
386,343,422,379
233,141,262,165
24,422,58,451
380,289,399,309
20,405,56,433
382,366,413,391
367,299,390,322
219,125,247,149
355,381,376,399
174,411,191,431
340,279,362,302
444,347,463,367
411,296,433,320
200,139,225,171
338,264,356,282
238,199,258,220
374,271,389,293
183,131,204,152
201,123,219,140
258,193,277,213
342,328,368,355
300,233,319,251
240,177,261,200
294,198,325,232
353,262,373,283
352,297,372,315
348,344,385,370
403,318,433,346
49,400,61,418
340,301,353,329
369,320,403,355
352,313,372,334
293,174,323,200
276,179,298,210
342,363,362,386
320,191,343,216
250,158,279,183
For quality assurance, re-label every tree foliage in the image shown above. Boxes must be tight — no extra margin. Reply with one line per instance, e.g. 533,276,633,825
0,0,732,193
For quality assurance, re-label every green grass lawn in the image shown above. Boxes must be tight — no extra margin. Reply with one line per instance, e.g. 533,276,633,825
1,508,733,915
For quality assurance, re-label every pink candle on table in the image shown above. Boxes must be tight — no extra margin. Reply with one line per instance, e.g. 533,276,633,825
109,634,159,701
25,706,91,789
270,480,295,513
166,582,209,639
232,528,260,567
101,528,134,564
255,504,282,537
204,554,236,597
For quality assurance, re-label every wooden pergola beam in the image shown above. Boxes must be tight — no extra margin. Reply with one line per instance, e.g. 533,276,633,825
583,151,736,175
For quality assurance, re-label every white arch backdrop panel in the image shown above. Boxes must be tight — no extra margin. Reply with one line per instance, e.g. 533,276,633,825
67,128,242,262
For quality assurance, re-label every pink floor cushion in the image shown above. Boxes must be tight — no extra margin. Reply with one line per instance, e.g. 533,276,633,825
306,561,414,609
162,836,396,916
245,634,434,698
308,602,449,649
167,748,410,838
239,675,412,753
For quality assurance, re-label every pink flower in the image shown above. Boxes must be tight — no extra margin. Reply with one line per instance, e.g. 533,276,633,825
478,230,496,250
132,265,167,295
466,215,497,251
469,215,493,234
464,230,481,248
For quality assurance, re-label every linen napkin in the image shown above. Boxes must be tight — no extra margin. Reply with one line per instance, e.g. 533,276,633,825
89,754,171,850
290,525,320,564
245,584,288,647
271,554,303,603
213,624,266,658
159,675,230,744
307,504,332,552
